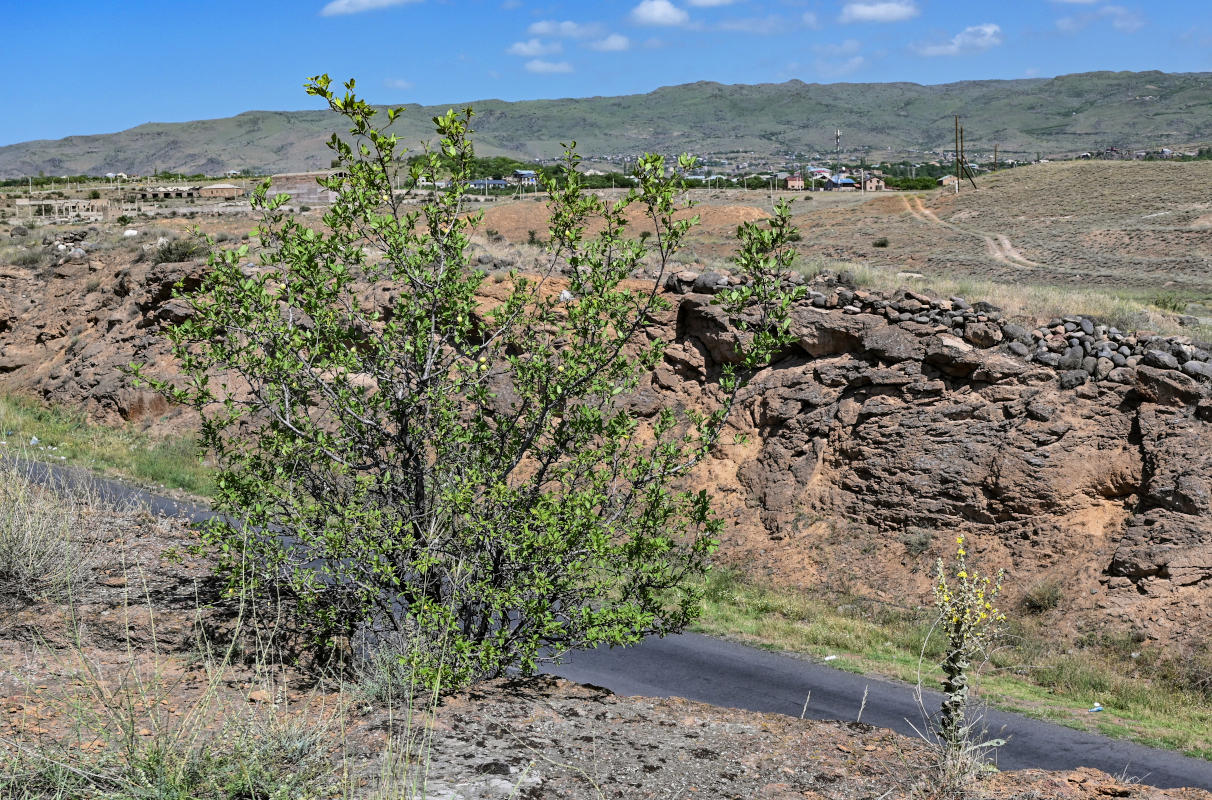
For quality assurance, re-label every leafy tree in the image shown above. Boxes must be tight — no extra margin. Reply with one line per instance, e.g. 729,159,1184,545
140,75,802,691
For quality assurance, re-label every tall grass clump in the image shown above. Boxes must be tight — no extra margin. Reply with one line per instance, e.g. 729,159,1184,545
0,463,97,604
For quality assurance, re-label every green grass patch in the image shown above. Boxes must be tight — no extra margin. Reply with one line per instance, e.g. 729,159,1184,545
693,566,1212,760
0,393,214,497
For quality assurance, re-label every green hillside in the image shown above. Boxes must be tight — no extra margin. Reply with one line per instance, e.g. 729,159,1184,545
1,70,1209,178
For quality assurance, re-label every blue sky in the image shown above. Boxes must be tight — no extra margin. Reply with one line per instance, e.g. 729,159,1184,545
3,0,1209,146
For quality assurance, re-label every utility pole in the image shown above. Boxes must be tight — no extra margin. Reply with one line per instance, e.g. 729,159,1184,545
993,143,998,172
835,128,841,185
959,126,977,190
954,116,960,195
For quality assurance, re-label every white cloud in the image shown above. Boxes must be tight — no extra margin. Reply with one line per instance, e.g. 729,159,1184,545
811,37,866,76
1103,6,1144,31
630,0,690,26
914,23,1003,56
718,15,784,34
839,1,918,23
525,59,573,74
507,38,563,56
815,38,862,57
802,11,820,29
588,33,631,51
384,78,413,89
320,0,420,15
1057,5,1143,33
687,0,735,5
528,19,603,38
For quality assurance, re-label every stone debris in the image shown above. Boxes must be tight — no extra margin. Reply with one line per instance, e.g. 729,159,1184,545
666,268,1212,394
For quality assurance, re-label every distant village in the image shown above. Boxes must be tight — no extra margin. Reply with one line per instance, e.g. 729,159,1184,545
3,141,1207,226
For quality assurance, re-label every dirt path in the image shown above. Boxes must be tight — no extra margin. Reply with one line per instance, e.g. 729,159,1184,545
902,195,1039,269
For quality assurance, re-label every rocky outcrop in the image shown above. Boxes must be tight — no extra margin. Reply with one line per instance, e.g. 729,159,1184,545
0,251,195,424
664,275,1212,644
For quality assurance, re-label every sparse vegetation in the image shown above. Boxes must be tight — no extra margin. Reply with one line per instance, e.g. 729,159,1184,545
1150,291,1190,313
0,393,214,496
872,236,889,248
899,527,934,556
0,463,97,605
1021,577,1063,614
153,236,206,264
694,566,1212,759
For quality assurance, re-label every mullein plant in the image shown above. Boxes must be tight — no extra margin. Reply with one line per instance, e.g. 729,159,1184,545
932,536,1006,758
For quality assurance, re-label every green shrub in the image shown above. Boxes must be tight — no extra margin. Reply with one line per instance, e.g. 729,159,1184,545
12,249,44,267
1150,292,1188,313
873,237,890,248
1021,577,1063,614
899,527,933,556
154,237,206,264
141,74,803,693
87,189,101,199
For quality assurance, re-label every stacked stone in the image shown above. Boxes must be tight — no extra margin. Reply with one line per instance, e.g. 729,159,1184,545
663,267,1212,390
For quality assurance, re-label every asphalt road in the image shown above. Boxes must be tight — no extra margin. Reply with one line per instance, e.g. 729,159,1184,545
544,632,1212,790
9,455,1212,790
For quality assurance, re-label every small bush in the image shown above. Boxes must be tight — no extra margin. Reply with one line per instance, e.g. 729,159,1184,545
87,189,101,200
12,249,45,267
116,214,132,225
1150,292,1188,313
873,237,890,248
1021,577,1063,614
154,237,206,264
526,229,540,246
299,205,312,212
899,527,934,556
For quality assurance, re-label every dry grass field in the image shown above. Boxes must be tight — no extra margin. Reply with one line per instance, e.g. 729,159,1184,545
792,160,1212,297
458,160,1212,330
461,160,1212,304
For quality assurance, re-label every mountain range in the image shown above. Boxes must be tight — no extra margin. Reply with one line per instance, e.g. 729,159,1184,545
1,70,1209,178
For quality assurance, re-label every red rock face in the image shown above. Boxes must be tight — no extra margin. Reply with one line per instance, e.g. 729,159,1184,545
666,289,1211,645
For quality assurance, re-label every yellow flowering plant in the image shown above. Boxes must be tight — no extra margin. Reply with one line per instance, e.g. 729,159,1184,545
932,536,1006,752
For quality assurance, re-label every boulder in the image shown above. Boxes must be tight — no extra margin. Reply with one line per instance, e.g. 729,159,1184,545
1135,365,1204,406
962,321,1003,348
